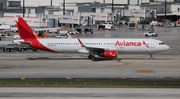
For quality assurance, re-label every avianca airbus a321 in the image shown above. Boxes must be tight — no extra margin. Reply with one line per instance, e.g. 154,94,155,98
13,17,169,60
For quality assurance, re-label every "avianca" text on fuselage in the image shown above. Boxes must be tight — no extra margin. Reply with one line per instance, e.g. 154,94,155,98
115,40,149,47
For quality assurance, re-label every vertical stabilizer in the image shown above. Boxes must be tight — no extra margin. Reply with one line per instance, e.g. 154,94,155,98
16,17,36,40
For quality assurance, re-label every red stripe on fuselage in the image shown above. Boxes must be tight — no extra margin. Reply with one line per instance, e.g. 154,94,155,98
16,17,56,52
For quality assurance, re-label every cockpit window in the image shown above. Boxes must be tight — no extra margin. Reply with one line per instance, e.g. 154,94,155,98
159,42,165,45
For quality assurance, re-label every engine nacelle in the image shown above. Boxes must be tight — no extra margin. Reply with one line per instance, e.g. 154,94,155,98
101,50,118,58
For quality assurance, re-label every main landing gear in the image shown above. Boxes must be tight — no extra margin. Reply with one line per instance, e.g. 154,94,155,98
88,54,96,61
150,53,154,60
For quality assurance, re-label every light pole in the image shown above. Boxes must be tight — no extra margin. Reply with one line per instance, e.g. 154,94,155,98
51,0,52,6
111,0,114,22
165,0,166,20
63,0,65,15
23,0,25,17
111,0,114,13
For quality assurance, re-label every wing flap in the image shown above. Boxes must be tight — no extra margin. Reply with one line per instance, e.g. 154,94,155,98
84,46,117,54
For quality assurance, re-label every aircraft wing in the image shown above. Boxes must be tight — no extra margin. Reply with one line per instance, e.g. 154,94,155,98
86,46,117,54
88,46,115,51
77,38,117,53
32,27,60,31
78,45,117,54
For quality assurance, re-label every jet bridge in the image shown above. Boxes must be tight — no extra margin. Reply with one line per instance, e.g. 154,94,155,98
48,15,93,28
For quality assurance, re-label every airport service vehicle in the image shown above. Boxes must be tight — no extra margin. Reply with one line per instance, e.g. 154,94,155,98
56,31,72,38
157,22,164,26
103,22,116,30
14,17,169,60
69,30,79,35
144,31,158,37
171,23,176,27
0,32,13,37
128,22,136,29
119,21,128,26
150,21,158,26
150,21,163,26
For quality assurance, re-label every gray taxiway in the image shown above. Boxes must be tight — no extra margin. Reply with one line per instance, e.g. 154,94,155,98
0,52,179,79
0,88,180,99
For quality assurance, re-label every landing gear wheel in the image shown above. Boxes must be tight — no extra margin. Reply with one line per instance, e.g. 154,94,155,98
21,48,24,52
8,49,11,52
150,57,154,60
150,53,154,60
91,56,96,61
88,54,93,59
33,49,37,51
3,49,7,52
88,54,96,61
18,48,24,52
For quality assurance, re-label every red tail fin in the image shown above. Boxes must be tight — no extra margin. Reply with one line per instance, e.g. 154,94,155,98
16,17,36,40
15,17,55,52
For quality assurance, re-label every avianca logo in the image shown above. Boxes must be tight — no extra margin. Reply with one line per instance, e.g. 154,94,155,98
115,40,149,48
110,52,116,56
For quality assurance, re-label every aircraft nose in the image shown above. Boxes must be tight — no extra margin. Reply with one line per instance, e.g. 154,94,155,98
165,45,170,50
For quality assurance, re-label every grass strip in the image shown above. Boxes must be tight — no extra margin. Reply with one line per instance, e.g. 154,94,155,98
0,79,179,88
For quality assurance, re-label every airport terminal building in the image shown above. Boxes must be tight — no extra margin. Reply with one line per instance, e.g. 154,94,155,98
0,0,180,27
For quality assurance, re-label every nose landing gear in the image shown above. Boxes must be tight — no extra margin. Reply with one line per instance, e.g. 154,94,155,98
150,53,154,60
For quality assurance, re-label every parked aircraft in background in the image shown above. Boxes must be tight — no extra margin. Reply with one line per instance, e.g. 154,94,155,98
0,40,28,52
13,17,169,60
0,32,40,52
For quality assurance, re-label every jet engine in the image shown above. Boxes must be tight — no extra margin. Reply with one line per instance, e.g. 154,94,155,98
99,50,118,58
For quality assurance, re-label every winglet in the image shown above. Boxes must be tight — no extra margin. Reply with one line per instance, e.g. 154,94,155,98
78,38,85,47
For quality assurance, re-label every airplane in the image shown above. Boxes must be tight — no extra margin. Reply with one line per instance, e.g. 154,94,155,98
0,32,40,52
13,17,170,60
0,41,16,52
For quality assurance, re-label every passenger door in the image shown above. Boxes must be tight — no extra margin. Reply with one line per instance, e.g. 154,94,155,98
150,40,155,49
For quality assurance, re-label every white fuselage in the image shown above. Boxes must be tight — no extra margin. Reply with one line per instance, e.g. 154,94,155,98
34,38,169,54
